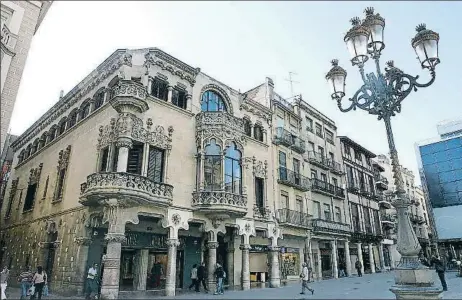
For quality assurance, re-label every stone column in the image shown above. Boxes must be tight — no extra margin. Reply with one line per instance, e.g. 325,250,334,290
378,243,386,271
226,247,235,287
331,240,338,279
389,244,396,269
186,94,192,111
116,138,132,172
344,240,352,277
167,86,173,103
268,246,280,288
207,241,218,293
356,243,364,275
317,251,322,280
100,233,125,300
73,236,92,295
147,77,153,95
240,244,251,290
165,239,179,296
369,243,376,273
134,249,149,291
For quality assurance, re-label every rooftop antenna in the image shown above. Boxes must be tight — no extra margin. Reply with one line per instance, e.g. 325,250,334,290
284,71,299,99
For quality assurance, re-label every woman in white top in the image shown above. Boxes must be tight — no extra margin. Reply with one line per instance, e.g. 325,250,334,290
0,266,9,300
31,266,47,300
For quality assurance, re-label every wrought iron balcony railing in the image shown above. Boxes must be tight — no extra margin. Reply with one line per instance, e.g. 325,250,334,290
80,172,173,206
311,178,345,199
273,127,306,153
328,159,344,175
312,218,351,234
306,151,329,169
278,167,310,191
277,208,311,228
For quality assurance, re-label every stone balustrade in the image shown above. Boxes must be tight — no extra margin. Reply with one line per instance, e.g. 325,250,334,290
191,190,248,218
312,218,351,234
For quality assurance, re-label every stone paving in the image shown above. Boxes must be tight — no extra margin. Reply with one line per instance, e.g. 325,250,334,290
4,271,461,299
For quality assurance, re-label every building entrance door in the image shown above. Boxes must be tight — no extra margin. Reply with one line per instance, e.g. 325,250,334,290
146,251,184,290
120,250,136,290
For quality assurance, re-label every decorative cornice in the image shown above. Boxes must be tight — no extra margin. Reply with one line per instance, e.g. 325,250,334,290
12,49,128,151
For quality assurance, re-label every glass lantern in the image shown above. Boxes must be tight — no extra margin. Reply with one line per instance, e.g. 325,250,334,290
344,17,370,66
411,24,440,69
363,7,385,55
326,59,347,100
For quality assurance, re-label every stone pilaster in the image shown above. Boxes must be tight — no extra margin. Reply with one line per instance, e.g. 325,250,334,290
379,244,386,271
331,240,338,279
186,94,192,111
134,249,149,291
167,86,173,103
268,246,280,288
357,243,364,275
240,244,251,290
369,243,376,273
100,233,125,300
207,241,218,293
115,138,132,172
165,239,180,296
73,236,92,295
317,251,322,280
344,240,352,277
226,247,235,287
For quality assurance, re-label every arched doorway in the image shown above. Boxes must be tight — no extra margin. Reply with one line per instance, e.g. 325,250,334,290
44,221,59,286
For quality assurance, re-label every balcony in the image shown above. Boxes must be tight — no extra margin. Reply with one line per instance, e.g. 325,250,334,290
79,172,173,207
410,214,425,224
381,214,395,229
311,218,351,235
277,167,310,191
195,111,247,146
328,159,344,175
273,127,306,154
311,178,345,199
378,195,392,209
192,190,248,218
277,209,311,228
253,205,272,220
306,151,329,169
375,174,389,190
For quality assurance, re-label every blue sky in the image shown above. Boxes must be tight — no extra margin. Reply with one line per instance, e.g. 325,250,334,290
10,1,462,183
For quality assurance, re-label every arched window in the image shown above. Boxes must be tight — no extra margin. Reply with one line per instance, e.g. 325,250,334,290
254,124,264,142
204,139,222,191
201,91,227,112
25,145,32,159
244,119,252,137
93,90,105,110
31,139,39,155
38,133,46,149
80,101,91,120
224,143,242,194
18,150,25,163
68,110,78,128
48,126,57,143
58,119,67,136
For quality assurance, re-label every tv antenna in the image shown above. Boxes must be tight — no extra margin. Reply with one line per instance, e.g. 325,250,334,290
284,71,299,98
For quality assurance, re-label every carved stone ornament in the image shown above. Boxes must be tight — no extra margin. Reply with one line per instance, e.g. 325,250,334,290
29,163,43,185
97,112,173,151
57,145,72,171
103,258,120,269
166,239,181,248
120,52,132,67
239,102,272,123
206,241,219,249
239,244,251,250
105,233,127,244
195,112,246,149
245,223,251,233
74,237,92,246
171,213,181,226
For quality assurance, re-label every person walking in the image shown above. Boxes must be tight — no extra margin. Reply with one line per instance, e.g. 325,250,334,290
151,261,163,288
188,264,199,292
213,263,225,295
431,255,448,291
355,259,362,277
299,262,314,295
18,266,34,300
85,263,99,300
0,267,9,300
30,266,47,300
197,262,208,292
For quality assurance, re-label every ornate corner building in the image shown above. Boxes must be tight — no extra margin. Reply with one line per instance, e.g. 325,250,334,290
0,47,419,299
0,1,52,155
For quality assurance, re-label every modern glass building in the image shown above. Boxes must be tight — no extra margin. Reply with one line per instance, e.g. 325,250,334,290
416,119,462,262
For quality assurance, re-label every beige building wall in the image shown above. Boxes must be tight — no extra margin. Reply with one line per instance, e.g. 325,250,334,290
0,1,52,155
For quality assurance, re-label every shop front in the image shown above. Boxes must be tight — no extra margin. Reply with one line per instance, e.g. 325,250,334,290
249,245,268,282
280,247,301,280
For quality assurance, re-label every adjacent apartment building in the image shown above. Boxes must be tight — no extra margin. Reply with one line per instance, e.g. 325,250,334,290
0,47,395,299
0,0,52,155
416,119,462,264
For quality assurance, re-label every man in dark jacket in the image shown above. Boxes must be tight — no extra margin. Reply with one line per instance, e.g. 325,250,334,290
355,259,362,277
431,256,448,291
197,262,208,292
214,263,225,295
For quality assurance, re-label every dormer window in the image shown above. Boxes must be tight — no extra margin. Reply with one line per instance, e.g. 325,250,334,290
201,91,227,112
151,78,168,101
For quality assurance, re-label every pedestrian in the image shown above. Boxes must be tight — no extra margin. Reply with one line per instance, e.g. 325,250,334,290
188,264,199,292
17,266,34,300
213,263,225,295
0,266,9,300
151,261,163,288
431,255,448,291
299,262,314,295
30,266,47,300
355,259,362,277
197,262,208,292
85,263,99,300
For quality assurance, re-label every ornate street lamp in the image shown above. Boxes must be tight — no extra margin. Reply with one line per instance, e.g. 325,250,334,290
326,7,441,299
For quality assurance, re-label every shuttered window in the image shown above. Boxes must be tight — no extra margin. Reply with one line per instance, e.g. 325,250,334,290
147,146,164,182
127,143,144,175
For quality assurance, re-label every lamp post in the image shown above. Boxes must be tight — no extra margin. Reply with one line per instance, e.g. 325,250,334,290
325,7,442,300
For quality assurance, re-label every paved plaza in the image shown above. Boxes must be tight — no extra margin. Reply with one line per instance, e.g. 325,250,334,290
4,271,461,299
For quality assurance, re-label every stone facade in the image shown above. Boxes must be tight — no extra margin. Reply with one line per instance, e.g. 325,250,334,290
0,0,52,155
0,47,422,299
